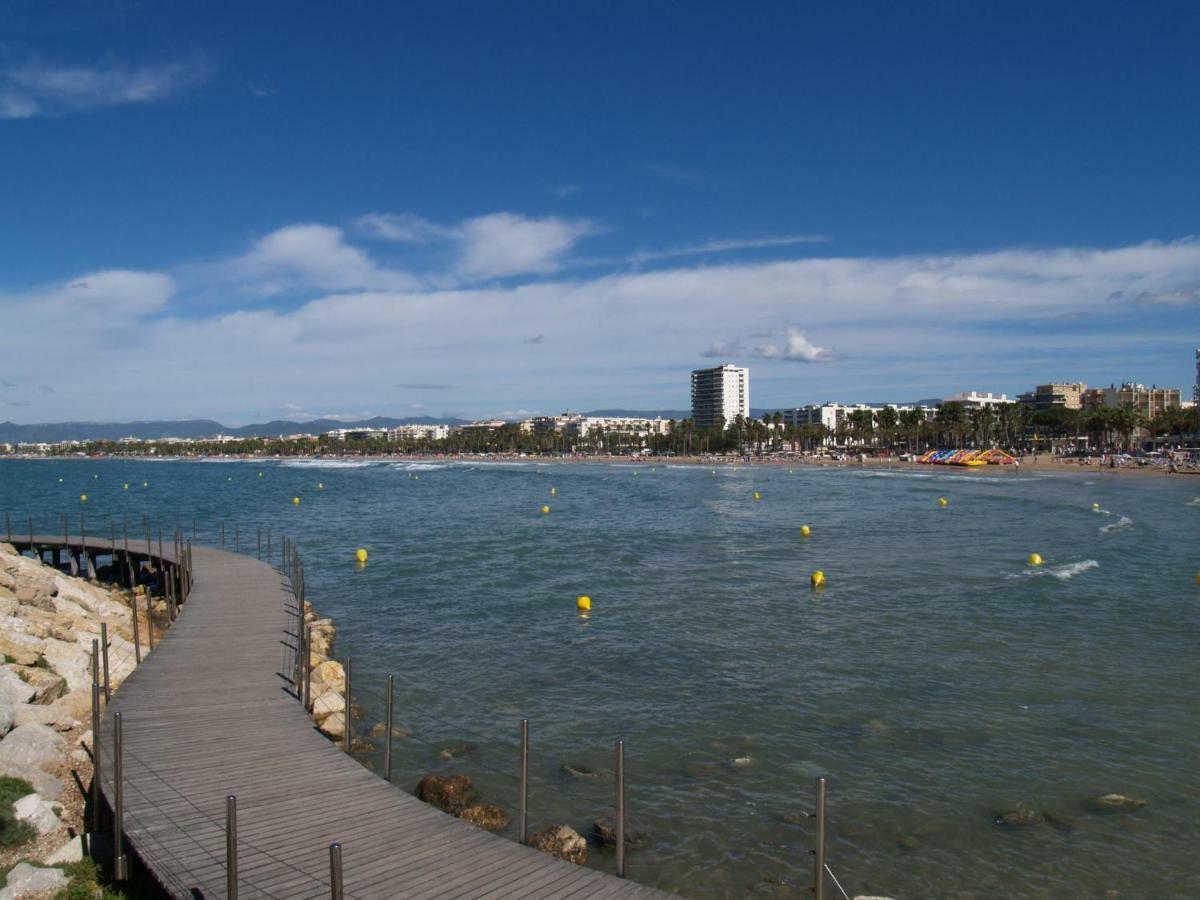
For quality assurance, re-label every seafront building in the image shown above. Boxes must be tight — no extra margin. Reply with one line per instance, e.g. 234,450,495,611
387,424,450,441
690,364,749,429
523,413,671,438
943,391,1010,408
1082,383,1182,420
1017,383,1087,412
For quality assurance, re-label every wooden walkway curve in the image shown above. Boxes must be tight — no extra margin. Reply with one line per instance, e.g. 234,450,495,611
12,534,671,899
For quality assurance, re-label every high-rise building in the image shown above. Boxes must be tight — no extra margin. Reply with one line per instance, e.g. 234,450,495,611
691,364,749,429
1017,383,1087,412
1082,382,1182,419
1194,349,1199,404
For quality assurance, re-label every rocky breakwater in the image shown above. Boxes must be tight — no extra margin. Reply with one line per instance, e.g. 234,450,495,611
301,601,351,741
0,540,152,881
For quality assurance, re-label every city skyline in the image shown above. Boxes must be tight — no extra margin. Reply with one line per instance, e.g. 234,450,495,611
2,2,1199,423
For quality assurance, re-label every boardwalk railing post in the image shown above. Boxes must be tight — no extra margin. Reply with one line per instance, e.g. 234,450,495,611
519,719,529,844
132,598,142,665
100,622,111,702
303,624,313,711
813,776,827,900
384,675,394,782
90,640,101,835
616,739,626,878
329,843,344,900
267,526,272,563
81,512,90,579
158,528,164,577
343,657,352,754
113,711,127,880
226,794,239,900
144,592,154,652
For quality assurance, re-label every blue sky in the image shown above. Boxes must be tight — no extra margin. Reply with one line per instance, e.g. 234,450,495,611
2,1,1198,423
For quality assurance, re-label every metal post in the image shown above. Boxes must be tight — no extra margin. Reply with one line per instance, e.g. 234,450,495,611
226,794,239,900
100,622,111,701
519,719,529,844
813,776,827,900
132,599,142,665
158,528,164,573
329,843,344,900
144,592,154,652
384,675,394,782
615,739,626,878
267,526,272,563
303,624,312,711
90,641,101,835
81,512,89,579
343,657,352,753
113,711,127,880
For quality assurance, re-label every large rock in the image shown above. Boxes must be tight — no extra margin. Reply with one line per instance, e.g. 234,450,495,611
9,666,67,704
0,669,36,705
311,688,345,723
593,814,650,849
13,792,65,835
994,807,1044,827
529,824,587,865
0,723,68,769
416,774,475,815
460,804,510,831
0,862,68,899
317,711,345,740
45,834,84,864
0,703,11,737
38,638,91,694
311,659,345,695
0,632,44,667
0,760,64,800
14,582,57,613
12,703,78,732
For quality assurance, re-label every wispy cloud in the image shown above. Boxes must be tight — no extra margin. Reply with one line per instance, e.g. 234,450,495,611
554,184,583,198
395,382,456,390
629,234,829,266
355,211,598,280
644,163,704,183
1,57,210,119
703,326,836,363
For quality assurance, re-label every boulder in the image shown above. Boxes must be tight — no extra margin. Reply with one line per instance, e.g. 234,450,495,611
0,862,69,899
0,703,11,737
14,583,57,613
45,834,84,864
317,712,345,740
0,633,43,667
12,703,78,732
593,814,650,849
0,761,64,799
1088,793,1147,812
561,763,611,781
0,597,16,616
13,792,65,835
311,659,345,695
369,722,412,740
10,666,67,704
994,807,1044,827
0,723,68,769
460,804,510,831
0,669,36,705
311,689,345,723
416,774,475,815
38,638,91,694
438,743,476,761
529,824,587,865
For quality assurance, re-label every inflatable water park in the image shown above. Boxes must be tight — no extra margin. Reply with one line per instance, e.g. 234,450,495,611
917,448,1017,466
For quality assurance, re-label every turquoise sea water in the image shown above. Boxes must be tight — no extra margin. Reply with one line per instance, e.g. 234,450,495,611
2,457,1198,898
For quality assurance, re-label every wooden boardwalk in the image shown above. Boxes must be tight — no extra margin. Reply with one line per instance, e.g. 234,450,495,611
13,535,670,899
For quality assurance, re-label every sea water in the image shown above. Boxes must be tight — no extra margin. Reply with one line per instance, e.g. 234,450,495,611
2,458,1197,897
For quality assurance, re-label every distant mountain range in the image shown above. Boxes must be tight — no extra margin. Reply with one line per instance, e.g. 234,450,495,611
0,416,470,444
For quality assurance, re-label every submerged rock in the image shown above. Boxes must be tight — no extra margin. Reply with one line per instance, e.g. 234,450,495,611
369,722,412,740
438,743,476,760
1089,793,1148,812
561,762,611,781
416,774,475,815
529,824,587,865
994,807,1044,827
593,814,650,849
460,804,510,831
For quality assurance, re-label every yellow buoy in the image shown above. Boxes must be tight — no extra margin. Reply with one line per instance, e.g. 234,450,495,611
259,472,264,478
550,487,557,496
79,494,88,503
143,482,149,488
1195,571,1200,587
355,548,368,564
938,497,948,507
123,483,129,490
1091,503,1100,511
293,497,301,506
801,524,811,537
1028,553,1044,567
753,491,762,501
541,505,551,515
576,595,591,611
811,570,826,588
318,482,324,490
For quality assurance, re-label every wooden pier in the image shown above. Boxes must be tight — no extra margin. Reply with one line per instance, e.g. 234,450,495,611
8,532,671,899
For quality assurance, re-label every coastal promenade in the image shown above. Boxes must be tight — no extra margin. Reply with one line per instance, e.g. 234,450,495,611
11,532,669,899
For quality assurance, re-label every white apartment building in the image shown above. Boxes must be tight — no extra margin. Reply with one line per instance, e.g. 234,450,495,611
945,391,1010,408
524,413,671,438
387,424,450,441
690,364,749,429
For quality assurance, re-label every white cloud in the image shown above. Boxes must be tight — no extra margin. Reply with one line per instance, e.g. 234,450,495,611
752,326,835,363
354,210,597,280
231,224,420,294
0,58,210,119
628,234,829,266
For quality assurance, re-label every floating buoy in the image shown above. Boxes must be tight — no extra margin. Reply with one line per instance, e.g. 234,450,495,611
811,570,825,588
259,472,264,478
938,497,948,507
123,483,129,490
1195,571,1200,587
293,497,301,506
93,474,98,479
550,487,557,496
801,525,811,538
576,595,591,611
1092,503,1100,511
79,494,88,503
318,482,324,490
541,505,551,515
753,491,762,501
1028,553,1044,567
57,478,63,483
143,482,148,488
355,548,368,564
227,476,232,481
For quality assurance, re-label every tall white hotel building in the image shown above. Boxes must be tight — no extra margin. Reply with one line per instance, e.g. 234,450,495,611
690,364,750,429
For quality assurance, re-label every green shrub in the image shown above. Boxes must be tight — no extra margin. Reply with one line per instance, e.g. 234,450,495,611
0,776,35,849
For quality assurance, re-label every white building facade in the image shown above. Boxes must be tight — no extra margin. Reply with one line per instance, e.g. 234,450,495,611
690,364,749,429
